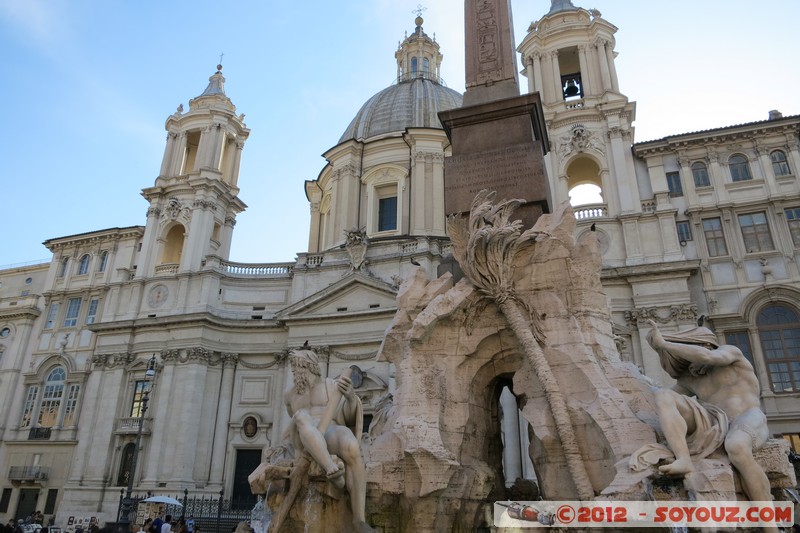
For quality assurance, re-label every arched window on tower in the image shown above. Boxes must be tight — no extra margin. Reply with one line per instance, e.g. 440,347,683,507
757,304,800,393
423,57,430,77
411,57,418,75
161,225,185,266
566,156,605,219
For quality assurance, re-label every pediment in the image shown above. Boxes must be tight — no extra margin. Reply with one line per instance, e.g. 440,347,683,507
278,273,397,320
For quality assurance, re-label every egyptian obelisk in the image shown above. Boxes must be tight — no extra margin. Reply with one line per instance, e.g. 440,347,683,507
439,0,551,228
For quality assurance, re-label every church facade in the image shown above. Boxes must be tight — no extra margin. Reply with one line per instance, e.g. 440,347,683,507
0,1,798,525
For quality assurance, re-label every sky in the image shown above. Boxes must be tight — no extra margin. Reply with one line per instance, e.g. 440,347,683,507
1,1,798,268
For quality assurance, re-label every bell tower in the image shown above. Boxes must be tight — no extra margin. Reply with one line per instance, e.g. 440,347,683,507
137,65,249,277
518,0,643,264
518,1,642,224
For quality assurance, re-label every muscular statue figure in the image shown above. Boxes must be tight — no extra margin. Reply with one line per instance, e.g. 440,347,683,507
284,349,373,533
643,319,774,505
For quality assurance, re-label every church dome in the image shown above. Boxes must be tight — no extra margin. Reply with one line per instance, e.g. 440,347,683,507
338,16,463,144
339,77,462,143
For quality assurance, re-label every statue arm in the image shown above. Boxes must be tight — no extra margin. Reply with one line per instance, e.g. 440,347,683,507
335,375,360,424
646,319,740,366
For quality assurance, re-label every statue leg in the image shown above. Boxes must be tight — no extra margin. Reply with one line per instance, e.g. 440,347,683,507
725,413,778,533
294,411,339,475
326,426,371,529
725,409,771,501
654,389,697,475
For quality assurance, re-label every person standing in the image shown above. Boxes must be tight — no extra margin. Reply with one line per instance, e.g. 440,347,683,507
160,516,172,533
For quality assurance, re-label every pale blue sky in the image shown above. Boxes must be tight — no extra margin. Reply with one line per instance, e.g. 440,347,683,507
2,1,798,267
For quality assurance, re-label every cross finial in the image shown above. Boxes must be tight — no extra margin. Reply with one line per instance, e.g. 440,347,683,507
412,4,427,18
218,52,224,65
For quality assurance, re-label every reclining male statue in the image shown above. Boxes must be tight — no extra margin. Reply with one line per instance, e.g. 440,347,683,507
634,320,778,532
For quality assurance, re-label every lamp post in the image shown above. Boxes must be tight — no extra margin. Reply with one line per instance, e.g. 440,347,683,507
118,354,157,533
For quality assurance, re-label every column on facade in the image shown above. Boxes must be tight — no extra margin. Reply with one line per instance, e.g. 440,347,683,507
550,50,562,103
208,355,237,487
577,45,592,96
523,56,535,93
754,144,779,196
141,361,177,485
137,207,162,279
747,328,775,399
785,138,800,176
706,149,730,203
228,141,244,188
432,152,446,234
500,387,522,486
410,150,427,235
599,169,618,216
159,133,177,176
195,125,211,170
170,133,188,176
209,126,224,171
0,313,39,440
677,155,700,207
220,215,236,259
182,201,215,272
609,130,638,213
81,366,127,483
169,358,210,485
65,365,105,483
605,43,619,92
596,40,612,92
531,53,544,100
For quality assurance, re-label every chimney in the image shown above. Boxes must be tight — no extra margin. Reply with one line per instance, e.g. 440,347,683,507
768,110,783,120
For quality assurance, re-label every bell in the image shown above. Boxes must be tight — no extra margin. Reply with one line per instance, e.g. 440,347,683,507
564,79,580,97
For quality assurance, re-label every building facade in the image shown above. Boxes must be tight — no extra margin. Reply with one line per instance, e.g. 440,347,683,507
0,1,798,525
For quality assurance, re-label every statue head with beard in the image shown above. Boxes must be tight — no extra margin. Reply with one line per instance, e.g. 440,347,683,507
289,349,321,395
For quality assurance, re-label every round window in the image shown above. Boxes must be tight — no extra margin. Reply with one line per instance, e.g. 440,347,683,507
0,327,10,338
25,278,33,284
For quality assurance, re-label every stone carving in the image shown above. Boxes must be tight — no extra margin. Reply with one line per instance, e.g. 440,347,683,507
624,304,698,325
92,352,134,369
447,190,594,500
632,320,779,530
159,197,191,227
558,124,605,159
344,227,369,273
250,349,374,533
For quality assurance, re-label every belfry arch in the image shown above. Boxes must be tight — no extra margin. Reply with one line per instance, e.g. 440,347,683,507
160,224,186,266
566,155,603,207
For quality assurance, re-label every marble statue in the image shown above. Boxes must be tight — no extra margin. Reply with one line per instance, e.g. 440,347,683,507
641,320,775,502
276,349,374,533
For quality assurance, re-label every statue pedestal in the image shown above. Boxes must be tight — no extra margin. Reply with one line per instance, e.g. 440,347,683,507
256,457,354,533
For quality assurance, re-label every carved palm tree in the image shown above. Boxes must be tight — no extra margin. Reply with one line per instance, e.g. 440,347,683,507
447,190,594,501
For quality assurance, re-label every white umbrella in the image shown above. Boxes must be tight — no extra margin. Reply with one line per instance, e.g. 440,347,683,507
142,496,183,506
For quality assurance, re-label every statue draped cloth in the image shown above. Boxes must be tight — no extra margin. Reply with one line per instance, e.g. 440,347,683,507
630,397,728,472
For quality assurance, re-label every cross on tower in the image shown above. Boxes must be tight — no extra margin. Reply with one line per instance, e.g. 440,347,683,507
412,4,427,17
218,52,225,65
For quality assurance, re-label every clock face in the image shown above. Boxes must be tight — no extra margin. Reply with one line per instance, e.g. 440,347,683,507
148,284,169,307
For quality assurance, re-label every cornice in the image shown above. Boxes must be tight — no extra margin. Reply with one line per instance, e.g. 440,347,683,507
0,306,41,320
87,311,284,334
601,259,701,280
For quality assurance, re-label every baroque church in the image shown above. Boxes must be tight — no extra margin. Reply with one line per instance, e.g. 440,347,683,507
1,0,798,524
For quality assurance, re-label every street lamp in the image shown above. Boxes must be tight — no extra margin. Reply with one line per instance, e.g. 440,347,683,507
118,354,157,533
